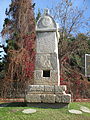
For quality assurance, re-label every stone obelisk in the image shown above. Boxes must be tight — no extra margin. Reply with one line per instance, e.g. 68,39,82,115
25,9,71,106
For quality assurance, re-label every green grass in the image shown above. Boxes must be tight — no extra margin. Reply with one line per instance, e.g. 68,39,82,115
0,102,90,120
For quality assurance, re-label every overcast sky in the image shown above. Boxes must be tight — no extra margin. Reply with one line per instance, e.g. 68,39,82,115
0,0,90,44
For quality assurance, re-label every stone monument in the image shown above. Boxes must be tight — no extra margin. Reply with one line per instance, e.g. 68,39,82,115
25,9,71,106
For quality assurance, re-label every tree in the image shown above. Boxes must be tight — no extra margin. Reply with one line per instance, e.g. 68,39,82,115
36,8,41,22
51,0,89,37
0,43,6,63
50,0,90,99
1,0,36,98
60,33,90,99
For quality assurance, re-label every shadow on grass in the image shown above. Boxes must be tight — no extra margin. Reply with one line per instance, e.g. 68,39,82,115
27,103,69,109
0,102,27,107
0,102,69,109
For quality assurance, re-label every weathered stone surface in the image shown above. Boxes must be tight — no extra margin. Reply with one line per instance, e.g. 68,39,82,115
34,70,42,80
28,85,44,93
37,32,57,53
35,54,52,70
34,10,60,86
41,94,56,103
26,94,41,103
26,85,71,103
60,85,67,91
50,70,59,84
56,94,71,103
34,71,51,85
50,53,58,70
61,94,71,103
34,70,58,85
55,95,62,103
54,86,64,94
35,53,57,70
36,11,57,29
44,85,54,93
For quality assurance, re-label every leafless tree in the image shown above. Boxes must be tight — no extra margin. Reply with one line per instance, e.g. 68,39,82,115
51,0,89,37
50,0,90,99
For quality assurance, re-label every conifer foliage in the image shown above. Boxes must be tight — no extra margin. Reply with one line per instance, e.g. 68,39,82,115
1,0,36,98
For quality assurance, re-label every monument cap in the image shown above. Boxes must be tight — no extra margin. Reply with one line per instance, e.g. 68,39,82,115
36,8,57,31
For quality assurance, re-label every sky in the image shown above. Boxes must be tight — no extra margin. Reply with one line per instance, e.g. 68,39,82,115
0,0,90,44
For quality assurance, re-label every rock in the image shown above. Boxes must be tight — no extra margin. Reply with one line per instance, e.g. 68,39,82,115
69,109,82,114
80,106,90,113
22,109,36,114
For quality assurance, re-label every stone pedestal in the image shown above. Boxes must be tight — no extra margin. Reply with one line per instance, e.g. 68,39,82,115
25,85,71,104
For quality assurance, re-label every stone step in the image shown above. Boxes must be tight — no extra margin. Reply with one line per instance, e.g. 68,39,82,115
27,85,67,94
25,93,71,103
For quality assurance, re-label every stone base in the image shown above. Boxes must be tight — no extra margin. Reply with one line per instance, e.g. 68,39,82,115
25,85,71,104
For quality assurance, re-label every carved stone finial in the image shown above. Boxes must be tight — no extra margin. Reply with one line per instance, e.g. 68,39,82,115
44,8,49,15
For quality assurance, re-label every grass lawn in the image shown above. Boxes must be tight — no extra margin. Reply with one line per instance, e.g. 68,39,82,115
0,102,90,120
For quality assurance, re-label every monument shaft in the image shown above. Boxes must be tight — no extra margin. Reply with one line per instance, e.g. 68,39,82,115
34,26,60,85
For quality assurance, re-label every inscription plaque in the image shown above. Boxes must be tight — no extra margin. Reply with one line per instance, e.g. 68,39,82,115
85,54,90,77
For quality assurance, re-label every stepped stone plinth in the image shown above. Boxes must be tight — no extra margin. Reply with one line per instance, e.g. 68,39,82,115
26,85,71,103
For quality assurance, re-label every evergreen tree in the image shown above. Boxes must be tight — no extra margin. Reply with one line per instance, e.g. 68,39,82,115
1,0,36,98
36,9,41,22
